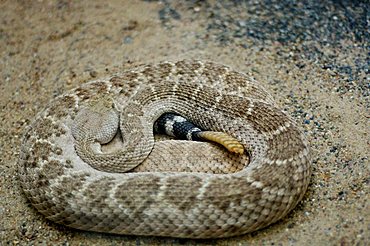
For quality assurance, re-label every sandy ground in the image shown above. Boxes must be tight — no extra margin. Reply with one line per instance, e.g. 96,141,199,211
0,1,368,245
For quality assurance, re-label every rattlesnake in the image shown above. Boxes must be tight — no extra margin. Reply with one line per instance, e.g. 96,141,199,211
18,60,311,238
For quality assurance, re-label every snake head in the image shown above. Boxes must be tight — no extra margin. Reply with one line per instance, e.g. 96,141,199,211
71,97,119,144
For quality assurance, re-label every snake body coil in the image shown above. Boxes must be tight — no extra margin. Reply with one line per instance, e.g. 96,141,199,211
19,60,311,238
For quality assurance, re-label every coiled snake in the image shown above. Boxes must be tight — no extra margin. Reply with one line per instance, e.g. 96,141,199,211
19,60,311,238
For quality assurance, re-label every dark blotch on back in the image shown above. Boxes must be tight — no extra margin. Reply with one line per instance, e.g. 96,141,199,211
163,175,203,210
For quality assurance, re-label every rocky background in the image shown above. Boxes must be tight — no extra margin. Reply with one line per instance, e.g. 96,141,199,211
0,0,368,245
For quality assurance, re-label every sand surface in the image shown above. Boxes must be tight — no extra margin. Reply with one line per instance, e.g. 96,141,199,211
0,1,368,245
